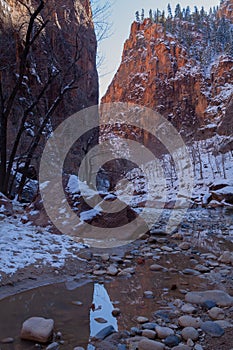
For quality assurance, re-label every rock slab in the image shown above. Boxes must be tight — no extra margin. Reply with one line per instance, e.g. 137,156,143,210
20,317,54,343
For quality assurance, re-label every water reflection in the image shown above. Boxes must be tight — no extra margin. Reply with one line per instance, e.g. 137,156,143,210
90,283,118,337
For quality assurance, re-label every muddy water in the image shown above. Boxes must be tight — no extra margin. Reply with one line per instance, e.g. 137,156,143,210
0,254,221,349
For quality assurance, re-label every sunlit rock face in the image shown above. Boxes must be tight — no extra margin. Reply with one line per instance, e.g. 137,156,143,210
102,5,233,140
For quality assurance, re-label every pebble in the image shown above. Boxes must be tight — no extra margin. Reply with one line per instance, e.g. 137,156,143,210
112,308,121,317
194,345,204,350
181,327,199,340
182,269,200,276
202,300,216,310
185,290,233,307
178,316,201,329
143,291,154,299
194,264,210,273
214,320,233,329
136,316,149,324
161,246,173,252
141,323,157,330
179,242,191,250
0,337,14,344
208,307,225,320
20,317,54,343
73,347,85,350
46,342,59,350
141,330,156,339
138,338,165,350
130,327,141,336
107,265,118,276
164,335,181,347
93,270,106,276
101,253,110,261
150,264,166,271
172,346,191,350
155,326,174,339
200,321,225,337
181,304,196,314
93,325,116,340
218,251,233,265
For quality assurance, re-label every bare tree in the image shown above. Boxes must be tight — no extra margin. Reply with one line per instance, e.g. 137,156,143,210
0,0,97,198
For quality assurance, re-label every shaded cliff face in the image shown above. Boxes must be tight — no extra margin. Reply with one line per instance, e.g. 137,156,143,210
102,13,233,139
0,0,98,172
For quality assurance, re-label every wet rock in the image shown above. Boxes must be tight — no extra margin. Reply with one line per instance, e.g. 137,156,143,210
181,327,199,341
93,325,116,340
112,308,121,317
200,321,225,337
141,330,156,339
208,307,225,320
138,338,165,350
136,316,149,324
107,265,118,276
155,326,174,339
46,342,59,350
181,304,196,314
172,345,191,350
0,337,14,344
178,316,201,328
164,335,181,347
185,290,233,307
20,317,54,343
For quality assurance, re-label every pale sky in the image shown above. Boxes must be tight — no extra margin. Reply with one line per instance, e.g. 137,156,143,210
97,0,220,98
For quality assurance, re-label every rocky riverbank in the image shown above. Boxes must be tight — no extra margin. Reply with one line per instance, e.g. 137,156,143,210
0,203,232,350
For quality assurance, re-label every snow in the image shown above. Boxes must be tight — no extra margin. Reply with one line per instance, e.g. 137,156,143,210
67,174,79,194
0,216,84,279
80,208,102,222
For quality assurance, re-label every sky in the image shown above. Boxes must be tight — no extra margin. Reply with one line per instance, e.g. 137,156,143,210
96,0,220,98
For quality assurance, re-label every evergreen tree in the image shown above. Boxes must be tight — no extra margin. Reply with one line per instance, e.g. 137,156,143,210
175,3,182,19
167,3,172,18
141,8,145,22
149,9,153,21
135,11,140,22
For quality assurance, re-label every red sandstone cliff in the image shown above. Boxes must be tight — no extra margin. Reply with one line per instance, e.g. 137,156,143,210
0,0,98,187
102,2,233,140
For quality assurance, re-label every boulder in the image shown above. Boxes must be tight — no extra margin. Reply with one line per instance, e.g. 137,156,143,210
20,317,54,343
